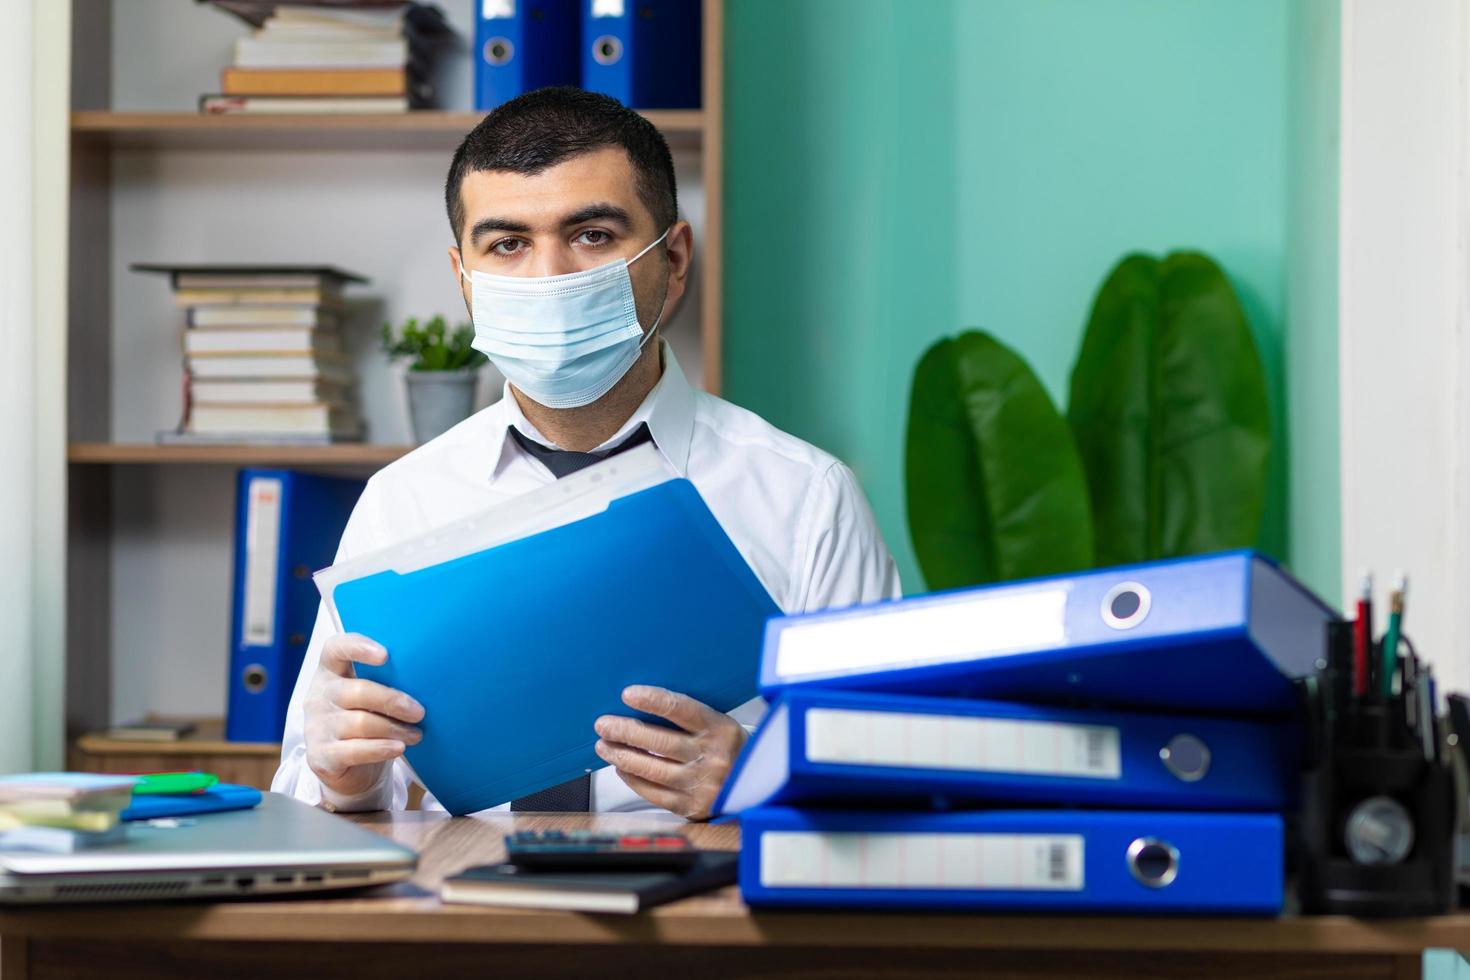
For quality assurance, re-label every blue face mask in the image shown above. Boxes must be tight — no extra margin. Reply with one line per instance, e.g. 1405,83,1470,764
460,229,670,409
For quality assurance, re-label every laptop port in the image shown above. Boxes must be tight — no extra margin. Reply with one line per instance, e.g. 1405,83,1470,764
272,875,295,885
202,876,225,886
234,876,254,889
303,874,324,884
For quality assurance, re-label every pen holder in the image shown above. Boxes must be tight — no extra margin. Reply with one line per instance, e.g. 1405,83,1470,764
1296,621,1457,916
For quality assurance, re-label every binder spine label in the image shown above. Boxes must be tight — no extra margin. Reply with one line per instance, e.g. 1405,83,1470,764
759,830,1085,891
804,708,1122,780
774,587,1069,681
241,477,283,647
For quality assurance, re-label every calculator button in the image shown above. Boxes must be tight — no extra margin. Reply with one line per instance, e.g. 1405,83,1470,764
620,836,651,846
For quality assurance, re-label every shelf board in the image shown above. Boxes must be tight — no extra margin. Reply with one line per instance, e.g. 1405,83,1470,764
74,719,279,758
68,442,412,466
70,110,706,150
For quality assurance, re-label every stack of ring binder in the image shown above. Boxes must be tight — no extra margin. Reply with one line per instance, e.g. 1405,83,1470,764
714,550,1338,915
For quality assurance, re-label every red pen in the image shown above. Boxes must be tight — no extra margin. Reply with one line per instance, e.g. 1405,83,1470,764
1352,571,1372,697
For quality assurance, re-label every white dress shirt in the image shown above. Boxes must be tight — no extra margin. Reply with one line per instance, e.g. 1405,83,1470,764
272,343,901,814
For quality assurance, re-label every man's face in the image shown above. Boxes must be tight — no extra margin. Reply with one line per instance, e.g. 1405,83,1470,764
451,145,680,334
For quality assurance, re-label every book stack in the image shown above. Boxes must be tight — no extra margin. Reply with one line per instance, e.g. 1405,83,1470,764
132,263,369,444
201,2,450,115
0,774,136,854
716,551,1337,915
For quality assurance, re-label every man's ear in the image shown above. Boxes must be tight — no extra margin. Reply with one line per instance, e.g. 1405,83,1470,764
449,245,473,315
661,220,695,309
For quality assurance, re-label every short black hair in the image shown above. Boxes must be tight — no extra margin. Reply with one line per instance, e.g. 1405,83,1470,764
445,86,677,243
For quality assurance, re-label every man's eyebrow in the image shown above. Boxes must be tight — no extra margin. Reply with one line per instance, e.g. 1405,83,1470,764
561,203,632,228
468,216,532,246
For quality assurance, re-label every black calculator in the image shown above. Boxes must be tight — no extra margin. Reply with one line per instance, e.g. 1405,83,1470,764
504,829,700,870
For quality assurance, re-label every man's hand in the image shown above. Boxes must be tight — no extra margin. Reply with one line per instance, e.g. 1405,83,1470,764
594,685,747,821
304,633,425,801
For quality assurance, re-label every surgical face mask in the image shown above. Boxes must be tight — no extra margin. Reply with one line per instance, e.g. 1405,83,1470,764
460,229,670,409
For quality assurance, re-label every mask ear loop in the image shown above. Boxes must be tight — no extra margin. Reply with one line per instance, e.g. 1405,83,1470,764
632,226,673,350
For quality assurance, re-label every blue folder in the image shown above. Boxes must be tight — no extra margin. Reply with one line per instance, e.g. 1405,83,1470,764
759,551,1336,714
741,806,1283,914
474,0,580,111
580,0,701,109
120,784,262,822
328,471,779,815
228,470,364,742
714,689,1298,817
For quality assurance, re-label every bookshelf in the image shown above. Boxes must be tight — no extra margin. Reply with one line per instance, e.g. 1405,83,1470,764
64,0,725,787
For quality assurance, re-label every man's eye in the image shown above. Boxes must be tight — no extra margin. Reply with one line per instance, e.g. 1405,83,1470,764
576,229,611,246
491,239,524,256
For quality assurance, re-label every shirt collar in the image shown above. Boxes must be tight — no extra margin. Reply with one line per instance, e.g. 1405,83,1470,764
482,340,697,480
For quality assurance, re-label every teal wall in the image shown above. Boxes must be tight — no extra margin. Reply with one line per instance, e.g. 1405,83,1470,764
724,0,1341,598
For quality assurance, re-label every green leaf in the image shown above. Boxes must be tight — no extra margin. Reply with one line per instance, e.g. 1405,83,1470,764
1067,251,1270,565
906,330,1095,590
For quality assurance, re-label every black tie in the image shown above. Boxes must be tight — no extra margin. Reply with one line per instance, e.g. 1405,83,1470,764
508,422,655,812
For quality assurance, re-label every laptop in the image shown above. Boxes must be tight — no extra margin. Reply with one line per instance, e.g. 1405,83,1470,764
0,792,415,904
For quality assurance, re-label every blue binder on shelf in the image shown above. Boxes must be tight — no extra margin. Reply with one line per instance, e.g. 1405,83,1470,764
581,0,700,109
475,0,580,111
759,551,1337,714
741,806,1284,914
714,689,1298,817
227,470,364,743
316,445,779,815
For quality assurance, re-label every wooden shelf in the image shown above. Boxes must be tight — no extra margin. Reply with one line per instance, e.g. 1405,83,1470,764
70,110,706,150
74,719,278,758
70,720,281,791
68,442,413,466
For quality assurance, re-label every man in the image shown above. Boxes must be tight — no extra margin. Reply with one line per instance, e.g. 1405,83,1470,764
273,87,899,820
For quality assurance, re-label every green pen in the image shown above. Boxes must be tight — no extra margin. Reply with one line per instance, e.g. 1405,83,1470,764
1381,574,1406,698
132,772,219,795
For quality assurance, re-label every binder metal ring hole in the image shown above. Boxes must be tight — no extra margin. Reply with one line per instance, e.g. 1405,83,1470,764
594,35,624,65
1158,734,1211,782
1126,837,1178,888
485,37,514,67
1101,582,1151,630
243,664,269,694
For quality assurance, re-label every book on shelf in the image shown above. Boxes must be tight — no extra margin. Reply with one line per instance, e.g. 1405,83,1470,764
102,718,198,742
173,270,359,290
221,66,415,97
201,94,411,115
188,403,362,439
189,305,342,328
184,328,342,356
233,36,408,69
172,285,343,306
186,352,354,384
191,379,351,405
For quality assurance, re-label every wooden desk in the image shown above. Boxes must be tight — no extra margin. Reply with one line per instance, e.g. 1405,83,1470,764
1,809,1466,979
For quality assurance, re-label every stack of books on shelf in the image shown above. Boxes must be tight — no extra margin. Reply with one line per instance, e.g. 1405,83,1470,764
133,263,369,445
0,774,136,854
201,2,450,115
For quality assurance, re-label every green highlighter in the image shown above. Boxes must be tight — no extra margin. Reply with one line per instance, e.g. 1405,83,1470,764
131,772,219,795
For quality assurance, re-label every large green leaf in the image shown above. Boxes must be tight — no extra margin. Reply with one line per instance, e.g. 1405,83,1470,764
906,330,1095,590
1067,252,1270,566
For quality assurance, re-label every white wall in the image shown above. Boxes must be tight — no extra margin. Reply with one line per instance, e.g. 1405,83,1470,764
1338,0,1470,690
105,0,706,721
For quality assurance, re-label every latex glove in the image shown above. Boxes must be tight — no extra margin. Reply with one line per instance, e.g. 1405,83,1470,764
305,633,425,801
594,685,747,821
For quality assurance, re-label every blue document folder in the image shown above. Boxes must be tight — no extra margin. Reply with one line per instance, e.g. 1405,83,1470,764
120,784,263,822
228,470,364,742
475,0,580,111
321,447,779,815
741,806,1283,914
581,0,701,109
759,551,1336,714
714,689,1298,816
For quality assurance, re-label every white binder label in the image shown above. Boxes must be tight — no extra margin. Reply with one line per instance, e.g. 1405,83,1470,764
241,477,283,648
591,0,625,16
774,587,1069,680
483,0,515,18
760,831,1084,891
805,708,1121,780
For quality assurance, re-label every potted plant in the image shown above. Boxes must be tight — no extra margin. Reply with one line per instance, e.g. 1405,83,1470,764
382,314,489,443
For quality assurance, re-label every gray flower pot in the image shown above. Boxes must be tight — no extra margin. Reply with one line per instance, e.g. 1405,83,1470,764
404,368,479,444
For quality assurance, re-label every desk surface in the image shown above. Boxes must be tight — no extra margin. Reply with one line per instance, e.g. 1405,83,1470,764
1,808,1469,958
